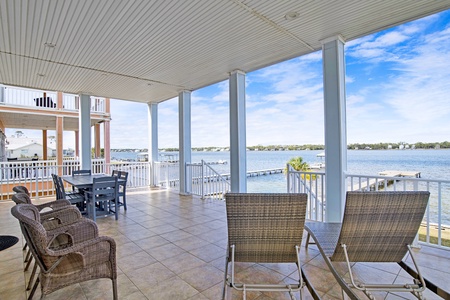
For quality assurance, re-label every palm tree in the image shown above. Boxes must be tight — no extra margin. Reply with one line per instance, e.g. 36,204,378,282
285,156,316,180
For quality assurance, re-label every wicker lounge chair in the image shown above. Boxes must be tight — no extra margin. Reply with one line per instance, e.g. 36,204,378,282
305,191,430,299
11,203,117,300
223,193,317,300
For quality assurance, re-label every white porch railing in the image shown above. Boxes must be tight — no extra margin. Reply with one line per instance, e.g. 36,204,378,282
153,161,180,190
1,86,57,107
286,164,326,221
0,159,150,199
1,86,106,113
187,160,231,200
107,162,150,187
287,166,450,250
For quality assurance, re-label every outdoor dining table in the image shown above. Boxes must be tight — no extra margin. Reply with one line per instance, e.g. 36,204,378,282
62,174,123,189
62,174,125,220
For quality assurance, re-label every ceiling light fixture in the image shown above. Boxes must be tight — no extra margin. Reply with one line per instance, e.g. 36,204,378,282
285,11,299,21
44,42,56,48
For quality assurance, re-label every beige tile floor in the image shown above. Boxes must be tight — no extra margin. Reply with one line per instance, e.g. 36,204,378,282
1,187,449,299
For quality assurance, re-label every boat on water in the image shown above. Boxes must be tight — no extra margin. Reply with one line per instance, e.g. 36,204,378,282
136,152,148,162
310,152,325,169
136,152,179,162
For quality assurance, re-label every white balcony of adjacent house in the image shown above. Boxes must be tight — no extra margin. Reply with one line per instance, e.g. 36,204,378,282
0,85,110,133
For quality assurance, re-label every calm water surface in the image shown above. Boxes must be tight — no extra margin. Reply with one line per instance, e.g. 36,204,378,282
112,149,450,223
112,149,450,183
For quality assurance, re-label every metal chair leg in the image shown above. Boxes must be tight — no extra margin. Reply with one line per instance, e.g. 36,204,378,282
24,253,33,271
26,263,38,291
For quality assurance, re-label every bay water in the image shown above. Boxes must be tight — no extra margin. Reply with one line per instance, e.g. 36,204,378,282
112,149,450,224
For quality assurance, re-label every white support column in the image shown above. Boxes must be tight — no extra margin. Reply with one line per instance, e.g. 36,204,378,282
79,94,92,170
229,70,247,193
322,35,347,222
148,103,159,186
178,91,192,195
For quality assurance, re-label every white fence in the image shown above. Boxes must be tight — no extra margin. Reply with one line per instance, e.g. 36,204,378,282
287,166,450,250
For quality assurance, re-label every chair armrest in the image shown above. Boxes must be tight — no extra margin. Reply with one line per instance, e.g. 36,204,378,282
35,199,71,212
46,218,99,245
41,207,82,230
46,236,116,259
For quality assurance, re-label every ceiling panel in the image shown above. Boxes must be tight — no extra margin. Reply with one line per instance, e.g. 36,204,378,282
1,0,449,104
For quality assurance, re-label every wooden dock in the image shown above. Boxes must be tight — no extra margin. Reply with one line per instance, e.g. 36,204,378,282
220,168,284,180
378,170,421,178
350,170,421,191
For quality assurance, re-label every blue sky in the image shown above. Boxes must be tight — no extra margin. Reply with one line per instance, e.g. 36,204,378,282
8,10,450,149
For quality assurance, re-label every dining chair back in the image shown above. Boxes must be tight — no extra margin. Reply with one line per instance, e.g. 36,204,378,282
85,176,119,221
117,171,128,210
51,174,85,207
72,169,92,176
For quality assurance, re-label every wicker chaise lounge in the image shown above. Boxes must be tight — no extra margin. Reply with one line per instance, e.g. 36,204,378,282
223,193,318,300
305,191,430,299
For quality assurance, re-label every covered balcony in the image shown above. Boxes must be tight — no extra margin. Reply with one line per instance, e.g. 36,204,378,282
1,1,450,299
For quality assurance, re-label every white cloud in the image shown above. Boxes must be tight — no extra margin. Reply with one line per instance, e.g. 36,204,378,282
106,12,450,148
345,20,450,144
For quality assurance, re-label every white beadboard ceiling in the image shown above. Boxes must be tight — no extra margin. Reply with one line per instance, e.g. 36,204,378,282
1,0,450,104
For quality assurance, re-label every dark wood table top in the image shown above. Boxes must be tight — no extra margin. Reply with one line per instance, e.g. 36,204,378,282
62,174,125,188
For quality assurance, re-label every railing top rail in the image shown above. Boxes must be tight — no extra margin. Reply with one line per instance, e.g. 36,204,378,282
287,169,325,176
345,172,450,184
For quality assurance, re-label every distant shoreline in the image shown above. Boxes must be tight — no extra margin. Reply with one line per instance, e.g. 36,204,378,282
112,144,450,152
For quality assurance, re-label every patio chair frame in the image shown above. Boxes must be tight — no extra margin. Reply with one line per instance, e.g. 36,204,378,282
223,193,318,300
305,191,430,300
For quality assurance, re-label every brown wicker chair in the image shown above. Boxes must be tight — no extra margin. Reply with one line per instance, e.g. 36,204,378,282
11,203,117,300
12,193,74,222
11,194,91,291
12,192,83,291
223,193,313,300
13,185,31,195
305,191,430,299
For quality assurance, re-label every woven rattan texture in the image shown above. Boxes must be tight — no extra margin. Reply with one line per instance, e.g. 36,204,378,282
225,193,307,263
331,191,430,262
11,204,116,297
